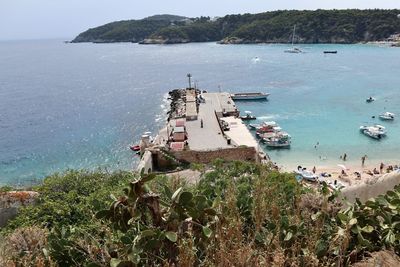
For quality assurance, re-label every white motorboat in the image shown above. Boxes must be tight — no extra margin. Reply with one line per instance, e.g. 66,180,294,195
294,169,318,182
363,128,384,139
379,112,395,120
359,124,386,135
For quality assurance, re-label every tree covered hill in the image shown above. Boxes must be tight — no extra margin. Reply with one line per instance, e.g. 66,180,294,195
72,9,400,44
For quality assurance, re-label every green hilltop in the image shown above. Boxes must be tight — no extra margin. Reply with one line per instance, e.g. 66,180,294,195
72,9,400,44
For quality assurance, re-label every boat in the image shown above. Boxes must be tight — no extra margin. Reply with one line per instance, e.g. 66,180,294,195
323,51,337,54
261,130,287,141
240,111,256,120
366,97,375,103
294,169,318,182
248,123,260,130
360,125,386,139
379,112,395,120
362,129,384,139
249,121,278,131
130,145,141,151
284,25,303,53
240,114,256,120
359,124,386,135
264,133,291,148
231,92,270,101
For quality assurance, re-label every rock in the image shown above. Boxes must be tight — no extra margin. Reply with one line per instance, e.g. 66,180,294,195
0,191,39,227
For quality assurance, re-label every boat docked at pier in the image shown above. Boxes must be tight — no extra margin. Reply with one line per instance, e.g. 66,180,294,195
264,133,291,148
231,92,270,100
379,112,395,120
240,111,256,120
249,121,277,131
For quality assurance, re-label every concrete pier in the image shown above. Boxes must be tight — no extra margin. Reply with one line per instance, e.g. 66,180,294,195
136,88,267,174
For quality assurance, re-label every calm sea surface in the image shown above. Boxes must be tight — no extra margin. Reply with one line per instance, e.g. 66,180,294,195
1,40,400,185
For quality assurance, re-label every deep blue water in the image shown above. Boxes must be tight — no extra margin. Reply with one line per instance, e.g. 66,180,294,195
1,40,399,185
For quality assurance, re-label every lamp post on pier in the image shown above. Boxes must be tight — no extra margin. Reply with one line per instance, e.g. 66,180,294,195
187,73,192,89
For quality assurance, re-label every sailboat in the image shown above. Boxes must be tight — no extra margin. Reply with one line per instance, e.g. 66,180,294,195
284,25,302,53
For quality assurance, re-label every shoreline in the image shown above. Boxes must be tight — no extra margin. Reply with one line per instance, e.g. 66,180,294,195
279,158,400,189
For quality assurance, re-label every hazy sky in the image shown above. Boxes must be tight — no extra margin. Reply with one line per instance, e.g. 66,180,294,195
0,0,399,40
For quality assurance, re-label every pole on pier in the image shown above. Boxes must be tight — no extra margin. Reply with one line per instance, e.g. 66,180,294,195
187,73,192,89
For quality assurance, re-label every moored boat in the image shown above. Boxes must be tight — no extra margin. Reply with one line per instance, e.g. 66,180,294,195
231,92,270,100
366,96,375,103
323,51,337,54
360,125,386,139
379,112,395,120
240,111,256,120
359,124,386,135
264,133,291,148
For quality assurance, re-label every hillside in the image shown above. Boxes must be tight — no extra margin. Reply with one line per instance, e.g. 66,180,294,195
2,162,400,266
72,9,400,44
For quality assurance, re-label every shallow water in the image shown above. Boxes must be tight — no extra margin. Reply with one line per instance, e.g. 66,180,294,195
0,40,399,185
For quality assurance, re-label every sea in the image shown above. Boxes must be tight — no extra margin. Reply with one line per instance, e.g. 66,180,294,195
1,39,400,185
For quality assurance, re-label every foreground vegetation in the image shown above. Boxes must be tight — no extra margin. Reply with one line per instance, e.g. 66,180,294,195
1,161,400,266
72,10,400,44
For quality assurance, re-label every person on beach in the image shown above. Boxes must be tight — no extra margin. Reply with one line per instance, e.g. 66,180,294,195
361,155,367,166
200,119,203,128
343,153,347,161
380,162,384,174
312,166,316,174
373,168,379,175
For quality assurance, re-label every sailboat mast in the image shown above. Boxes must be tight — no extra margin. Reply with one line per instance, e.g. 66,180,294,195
291,25,296,46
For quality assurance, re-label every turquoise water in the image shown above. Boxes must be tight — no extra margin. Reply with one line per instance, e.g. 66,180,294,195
0,40,399,185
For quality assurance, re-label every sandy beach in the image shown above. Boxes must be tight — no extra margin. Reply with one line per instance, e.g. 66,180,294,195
280,159,400,188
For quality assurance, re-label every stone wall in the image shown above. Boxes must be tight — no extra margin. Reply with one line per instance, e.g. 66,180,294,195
172,147,259,164
0,191,39,227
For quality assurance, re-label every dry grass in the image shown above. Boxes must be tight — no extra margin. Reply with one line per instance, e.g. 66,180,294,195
0,226,54,267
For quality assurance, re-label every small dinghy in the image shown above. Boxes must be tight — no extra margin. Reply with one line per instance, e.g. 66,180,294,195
366,97,375,103
294,169,318,182
130,145,141,152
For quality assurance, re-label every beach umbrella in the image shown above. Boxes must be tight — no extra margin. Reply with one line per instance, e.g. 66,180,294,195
337,164,348,170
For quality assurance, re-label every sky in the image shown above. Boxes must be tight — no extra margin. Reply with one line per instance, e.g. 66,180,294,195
0,0,399,40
